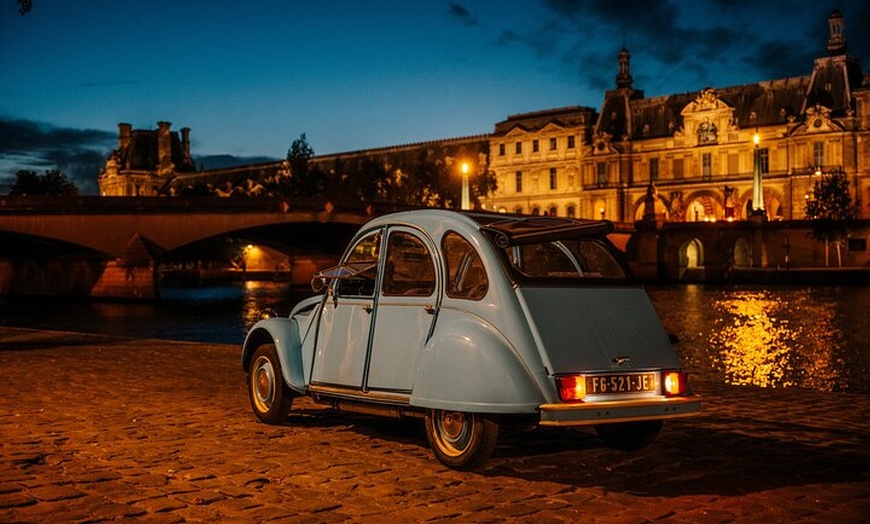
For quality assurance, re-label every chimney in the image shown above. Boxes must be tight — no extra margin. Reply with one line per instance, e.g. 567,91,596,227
157,121,172,169
180,127,191,159
118,122,132,150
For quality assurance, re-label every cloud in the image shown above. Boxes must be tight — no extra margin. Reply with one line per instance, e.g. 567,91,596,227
447,2,479,26
491,0,869,98
0,117,116,194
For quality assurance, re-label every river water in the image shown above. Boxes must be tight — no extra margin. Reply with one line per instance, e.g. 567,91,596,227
1,282,868,394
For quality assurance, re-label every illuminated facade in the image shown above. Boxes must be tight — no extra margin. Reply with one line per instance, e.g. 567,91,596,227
98,122,196,196
485,9,869,222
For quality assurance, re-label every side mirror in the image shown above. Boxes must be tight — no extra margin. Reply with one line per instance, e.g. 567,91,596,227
311,276,328,293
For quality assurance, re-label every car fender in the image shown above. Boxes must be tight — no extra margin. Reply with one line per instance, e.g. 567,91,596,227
241,317,306,394
411,312,543,414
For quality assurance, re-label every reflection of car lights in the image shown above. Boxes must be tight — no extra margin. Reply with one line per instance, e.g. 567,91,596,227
556,375,586,403
663,371,688,396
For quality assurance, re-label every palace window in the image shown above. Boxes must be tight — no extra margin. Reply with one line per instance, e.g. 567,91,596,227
498,143,505,156
596,162,608,187
649,158,659,181
532,139,539,153
549,167,557,190
515,170,523,193
702,153,712,180
813,141,824,167
567,136,575,149
549,137,557,150
548,205,558,217
566,204,576,218
515,141,522,155
759,148,769,174
531,206,540,216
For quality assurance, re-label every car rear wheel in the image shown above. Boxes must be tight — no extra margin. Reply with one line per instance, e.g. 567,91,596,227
248,344,292,424
595,420,663,450
424,410,498,470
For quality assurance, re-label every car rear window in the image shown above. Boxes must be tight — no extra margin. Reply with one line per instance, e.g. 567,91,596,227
503,239,627,280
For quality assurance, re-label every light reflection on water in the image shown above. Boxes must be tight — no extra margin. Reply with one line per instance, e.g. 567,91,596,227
1,282,867,393
647,285,869,393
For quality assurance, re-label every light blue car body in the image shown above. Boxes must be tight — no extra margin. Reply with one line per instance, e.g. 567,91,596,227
242,209,700,425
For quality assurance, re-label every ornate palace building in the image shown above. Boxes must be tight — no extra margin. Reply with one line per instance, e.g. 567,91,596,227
99,10,868,226
485,9,869,222
98,121,197,196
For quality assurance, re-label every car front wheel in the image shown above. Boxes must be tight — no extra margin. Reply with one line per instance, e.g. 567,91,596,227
248,344,292,424
595,420,663,450
424,410,498,470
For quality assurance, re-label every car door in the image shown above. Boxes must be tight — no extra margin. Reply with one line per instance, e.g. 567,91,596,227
366,227,438,393
310,230,381,389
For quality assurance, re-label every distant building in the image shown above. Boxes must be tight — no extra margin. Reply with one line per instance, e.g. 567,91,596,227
486,9,869,222
98,121,196,196
99,9,868,222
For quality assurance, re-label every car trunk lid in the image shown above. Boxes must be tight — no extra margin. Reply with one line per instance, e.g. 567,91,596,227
515,286,679,374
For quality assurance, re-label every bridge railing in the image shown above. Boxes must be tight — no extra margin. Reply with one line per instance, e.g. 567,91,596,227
0,196,420,215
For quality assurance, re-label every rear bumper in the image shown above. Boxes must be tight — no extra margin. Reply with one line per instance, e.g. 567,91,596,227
538,395,701,426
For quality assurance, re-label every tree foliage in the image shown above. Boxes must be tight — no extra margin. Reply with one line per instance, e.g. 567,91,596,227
804,170,856,266
172,133,496,207
282,133,326,196
9,169,79,196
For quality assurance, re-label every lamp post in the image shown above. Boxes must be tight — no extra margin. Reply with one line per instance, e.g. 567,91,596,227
751,132,765,216
460,161,470,211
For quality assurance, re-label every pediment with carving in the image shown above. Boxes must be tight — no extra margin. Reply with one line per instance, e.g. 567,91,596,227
788,104,845,136
591,130,617,155
680,88,736,146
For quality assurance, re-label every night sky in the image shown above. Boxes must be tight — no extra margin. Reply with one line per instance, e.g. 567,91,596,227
1,1,868,193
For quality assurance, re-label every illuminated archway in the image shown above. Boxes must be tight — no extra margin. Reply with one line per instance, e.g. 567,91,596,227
632,195,669,221
684,192,723,222
679,238,704,268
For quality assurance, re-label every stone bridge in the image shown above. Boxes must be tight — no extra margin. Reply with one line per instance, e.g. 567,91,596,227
0,196,385,299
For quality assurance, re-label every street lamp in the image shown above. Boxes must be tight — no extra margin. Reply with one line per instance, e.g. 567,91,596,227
460,161,470,211
751,132,765,216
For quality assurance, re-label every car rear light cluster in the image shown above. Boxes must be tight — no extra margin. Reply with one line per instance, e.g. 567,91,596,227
556,375,586,403
663,371,689,397
557,371,690,402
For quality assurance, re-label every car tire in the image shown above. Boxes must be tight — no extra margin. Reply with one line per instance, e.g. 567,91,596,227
595,420,663,451
248,344,292,424
424,410,498,470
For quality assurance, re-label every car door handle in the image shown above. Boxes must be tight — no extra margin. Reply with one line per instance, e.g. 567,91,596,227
363,305,373,313
424,304,436,315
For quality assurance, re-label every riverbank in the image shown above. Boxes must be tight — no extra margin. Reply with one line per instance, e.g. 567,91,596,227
1,327,867,522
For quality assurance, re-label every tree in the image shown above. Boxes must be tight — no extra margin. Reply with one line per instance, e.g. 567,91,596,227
9,169,79,196
804,170,856,267
286,133,324,196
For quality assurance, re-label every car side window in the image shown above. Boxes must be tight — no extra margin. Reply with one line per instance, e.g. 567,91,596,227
381,231,436,297
442,232,488,300
335,231,380,297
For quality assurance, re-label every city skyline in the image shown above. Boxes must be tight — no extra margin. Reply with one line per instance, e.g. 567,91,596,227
2,1,869,193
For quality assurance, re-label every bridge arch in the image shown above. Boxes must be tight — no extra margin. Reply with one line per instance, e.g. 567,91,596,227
679,237,705,269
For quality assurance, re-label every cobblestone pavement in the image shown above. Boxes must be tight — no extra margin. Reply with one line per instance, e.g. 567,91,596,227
1,327,868,523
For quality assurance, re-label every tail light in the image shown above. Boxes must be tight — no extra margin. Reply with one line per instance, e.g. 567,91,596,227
556,375,586,403
663,371,689,397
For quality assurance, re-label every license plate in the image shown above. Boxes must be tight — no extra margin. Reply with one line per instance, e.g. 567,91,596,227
586,373,656,395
